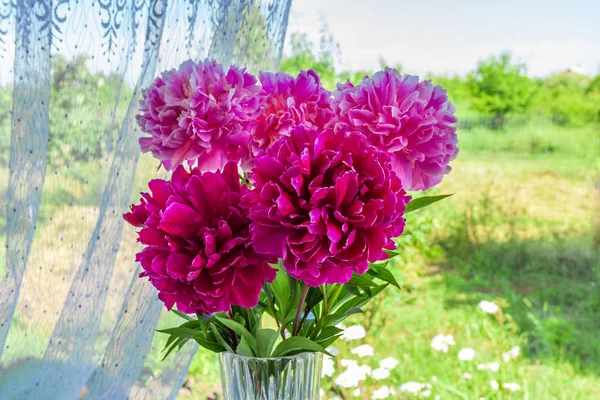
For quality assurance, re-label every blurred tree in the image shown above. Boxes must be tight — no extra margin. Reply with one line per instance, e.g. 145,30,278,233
232,5,272,72
336,70,371,85
49,54,131,169
280,32,337,90
586,74,600,120
467,53,539,127
533,71,599,126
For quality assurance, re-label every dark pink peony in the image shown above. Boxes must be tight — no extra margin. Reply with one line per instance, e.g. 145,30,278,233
124,162,276,314
332,68,458,191
248,70,333,161
136,59,263,171
243,126,410,286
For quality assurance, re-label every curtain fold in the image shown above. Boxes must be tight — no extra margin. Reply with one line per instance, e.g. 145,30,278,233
0,1,292,398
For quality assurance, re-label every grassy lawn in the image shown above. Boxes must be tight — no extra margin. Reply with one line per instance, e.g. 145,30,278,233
179,124,599,399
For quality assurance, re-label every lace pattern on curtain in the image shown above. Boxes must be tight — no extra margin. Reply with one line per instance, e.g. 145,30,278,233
0,1,292,398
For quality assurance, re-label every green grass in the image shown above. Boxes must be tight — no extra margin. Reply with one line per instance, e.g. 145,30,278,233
179,123,600,399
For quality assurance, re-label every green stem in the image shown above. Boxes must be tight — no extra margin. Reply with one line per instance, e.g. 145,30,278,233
292,284,310,336
328,284,344,307
310,284,342,340
228,309,239,350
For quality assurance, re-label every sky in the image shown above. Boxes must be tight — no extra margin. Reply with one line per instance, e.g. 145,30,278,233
284,0,600,77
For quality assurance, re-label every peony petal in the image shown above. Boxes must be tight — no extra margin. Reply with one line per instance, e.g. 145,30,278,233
159,202,203,239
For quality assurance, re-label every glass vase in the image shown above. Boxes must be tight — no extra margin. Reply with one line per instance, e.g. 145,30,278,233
218,352,323,400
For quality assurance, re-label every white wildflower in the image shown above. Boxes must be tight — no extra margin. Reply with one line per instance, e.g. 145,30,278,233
352,388,361,397
372,386,392,399
327,346,340,357
400,382,426,393
356,364,372,378
372,367,391,380
322,356,335,377
399,382,432,397
503,382,521,392
431,376,438,382
335,371,360,388
490,380,499,390
435,396,441,400
351,344,374,357
379,356,399,370
478,300,499,314
462,372,472,379
431,334,455,353
319,389,325,398
336,361,372,388
502,346,520,362
477,362,500,372
458,348,476,361
341,325,366,341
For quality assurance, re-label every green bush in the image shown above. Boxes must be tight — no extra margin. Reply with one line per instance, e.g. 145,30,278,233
466,53,539,123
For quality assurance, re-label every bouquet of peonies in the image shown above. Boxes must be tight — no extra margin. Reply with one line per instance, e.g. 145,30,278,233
124,59,458,359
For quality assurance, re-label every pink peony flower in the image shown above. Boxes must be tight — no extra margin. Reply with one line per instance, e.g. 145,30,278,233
248,70,333,162
123,162,276,314
136,59,263,171
332,68,458,191
243,126,410,286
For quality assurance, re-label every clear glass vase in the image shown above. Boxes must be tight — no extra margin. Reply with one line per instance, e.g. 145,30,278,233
218,352,323,400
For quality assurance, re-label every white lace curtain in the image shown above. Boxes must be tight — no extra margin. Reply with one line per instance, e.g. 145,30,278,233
0,1,291,398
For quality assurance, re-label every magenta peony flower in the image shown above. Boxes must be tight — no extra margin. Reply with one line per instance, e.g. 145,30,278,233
123,162,276,314
243,126,410,286
136,59,263,171
248,70,333,161
332,68,458,191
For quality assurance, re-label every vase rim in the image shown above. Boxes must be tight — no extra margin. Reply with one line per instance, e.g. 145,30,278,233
219,351,322,361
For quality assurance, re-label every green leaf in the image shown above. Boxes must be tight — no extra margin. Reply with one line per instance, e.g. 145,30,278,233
405,194,453,214
162,333,178,353
162,337,188,361
272,336,330,357
344,284,361,296
323,307,363,327
236,336,255,357
210,324,234,353
367,264,401,288
315,326,343,342
305,287,324,310
193,336,225,353
256,329,280,358
271,265,292,315
157,327,200,339
317,333,343,349
346,274,378,288
383,249,400,257
214,316,258,355
171,309,194,321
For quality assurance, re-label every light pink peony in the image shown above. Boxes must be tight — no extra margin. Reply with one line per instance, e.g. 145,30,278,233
332,68,458,191
243,126,410,286
248,70,333,161
123,162,276,314
136,59,263,171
